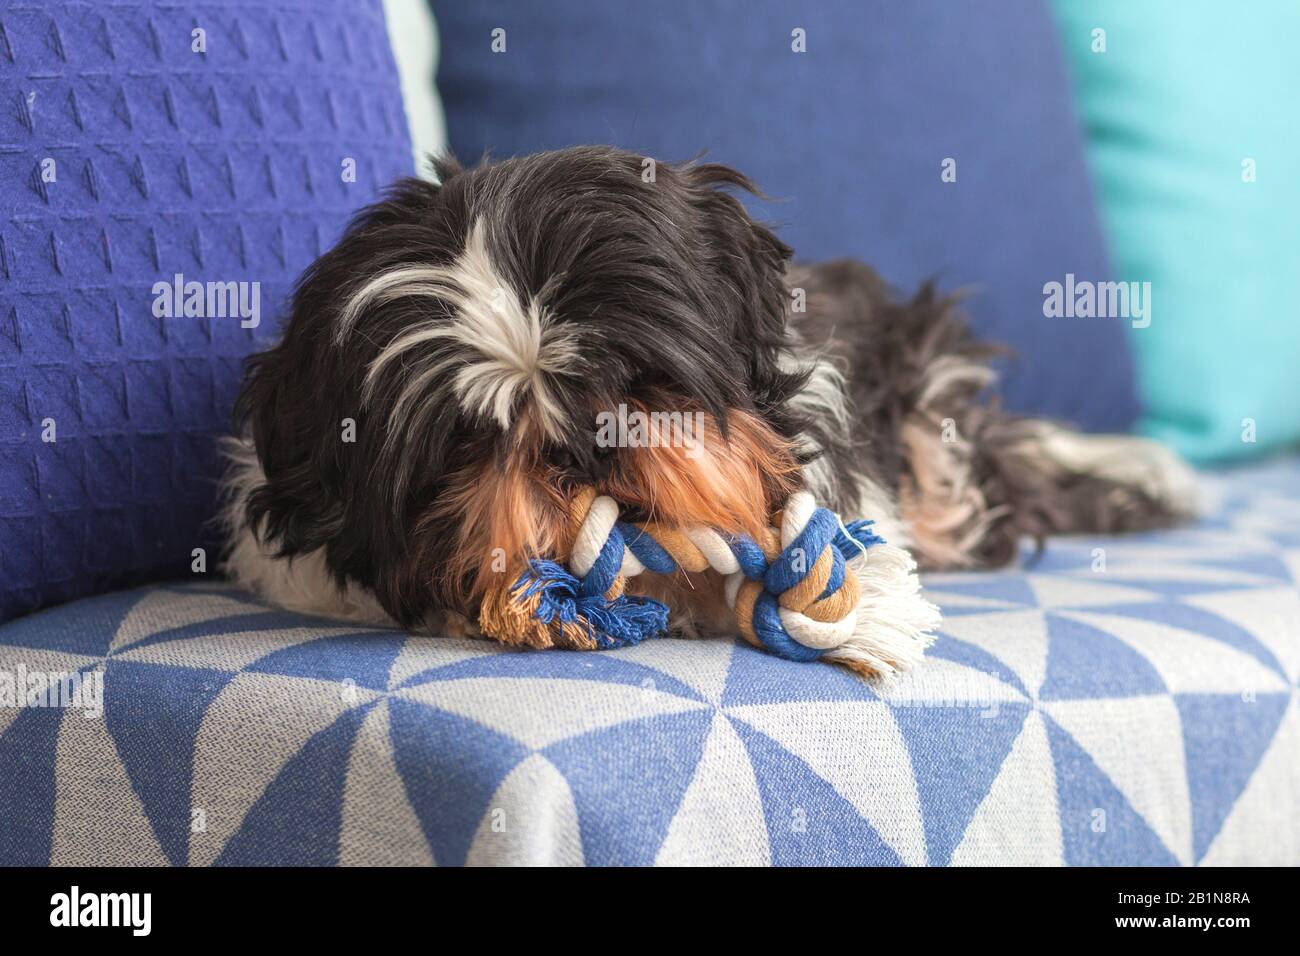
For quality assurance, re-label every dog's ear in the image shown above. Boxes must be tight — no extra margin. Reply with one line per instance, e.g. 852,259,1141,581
233,328,350,558
228,176,454,555
677,161,806,425
679,161,792,340
430,154,464,185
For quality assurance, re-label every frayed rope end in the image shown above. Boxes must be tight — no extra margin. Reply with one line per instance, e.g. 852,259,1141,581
511,559,669,650
835,517,884,561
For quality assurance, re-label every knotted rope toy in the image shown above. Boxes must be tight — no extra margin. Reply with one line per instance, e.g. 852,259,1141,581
478,488,940,676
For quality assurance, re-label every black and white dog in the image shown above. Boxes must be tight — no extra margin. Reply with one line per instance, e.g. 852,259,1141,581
221,146,1195,673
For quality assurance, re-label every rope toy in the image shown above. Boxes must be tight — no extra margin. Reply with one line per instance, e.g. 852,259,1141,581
478,488,940,675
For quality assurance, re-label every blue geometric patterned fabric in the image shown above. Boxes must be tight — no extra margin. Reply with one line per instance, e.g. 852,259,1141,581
2,458,1297,865
0,1,413,621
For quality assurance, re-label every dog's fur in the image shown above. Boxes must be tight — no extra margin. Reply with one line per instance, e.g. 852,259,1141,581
221,146,1196,651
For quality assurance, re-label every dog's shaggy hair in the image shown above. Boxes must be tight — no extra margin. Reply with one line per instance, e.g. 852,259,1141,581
221,146,1196,652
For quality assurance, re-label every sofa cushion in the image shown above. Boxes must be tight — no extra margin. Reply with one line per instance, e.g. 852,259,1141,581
0,1,414,621
434,0,1138,432
2,457,1297,865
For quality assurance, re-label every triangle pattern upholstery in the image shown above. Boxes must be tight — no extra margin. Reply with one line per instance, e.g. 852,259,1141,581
2,458,1298,865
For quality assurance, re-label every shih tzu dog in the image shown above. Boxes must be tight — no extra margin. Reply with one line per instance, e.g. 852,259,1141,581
220,146,1195,673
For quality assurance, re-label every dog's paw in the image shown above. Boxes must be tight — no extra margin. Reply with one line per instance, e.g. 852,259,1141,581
1037,428,1201,520
429,609,481,640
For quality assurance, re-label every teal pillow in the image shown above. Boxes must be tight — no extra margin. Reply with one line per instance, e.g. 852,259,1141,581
1051,0,1300,463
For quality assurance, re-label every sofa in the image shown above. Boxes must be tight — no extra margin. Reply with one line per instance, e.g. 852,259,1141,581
2,1,1297,867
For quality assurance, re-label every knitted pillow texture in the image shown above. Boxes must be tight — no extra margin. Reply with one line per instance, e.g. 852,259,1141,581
0,2,414,619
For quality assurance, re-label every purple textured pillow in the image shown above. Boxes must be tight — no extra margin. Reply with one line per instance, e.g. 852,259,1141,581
0,1,413,620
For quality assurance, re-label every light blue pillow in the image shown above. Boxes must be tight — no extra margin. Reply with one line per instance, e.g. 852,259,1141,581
1051,0,1300,463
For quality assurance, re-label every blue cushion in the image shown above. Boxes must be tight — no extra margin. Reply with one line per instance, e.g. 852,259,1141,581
434,0,1137,431
0,2,413,621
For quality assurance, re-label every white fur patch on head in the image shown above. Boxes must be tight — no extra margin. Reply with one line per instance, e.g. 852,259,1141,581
342,219,580,441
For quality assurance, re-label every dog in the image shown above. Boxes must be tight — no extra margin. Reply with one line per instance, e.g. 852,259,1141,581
220,146,1196,675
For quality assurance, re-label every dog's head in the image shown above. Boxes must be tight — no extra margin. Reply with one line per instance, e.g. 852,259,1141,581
236,146,806,624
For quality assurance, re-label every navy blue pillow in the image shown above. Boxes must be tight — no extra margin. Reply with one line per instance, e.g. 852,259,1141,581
434,0,1137,431
0,2,413,620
